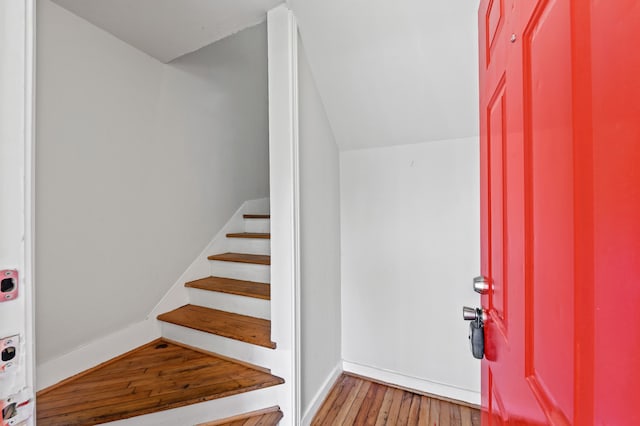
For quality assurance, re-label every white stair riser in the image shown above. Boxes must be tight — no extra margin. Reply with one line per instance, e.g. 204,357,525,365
227,238,271,255
244,219,270,233
104,385,281,426
187,288,270,320
160,322,276,369
210,260,270,283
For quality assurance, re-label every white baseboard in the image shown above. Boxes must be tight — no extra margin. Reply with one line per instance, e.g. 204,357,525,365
300,362,342,426
342,360,481,406
36,320,159,391
36,198,270,391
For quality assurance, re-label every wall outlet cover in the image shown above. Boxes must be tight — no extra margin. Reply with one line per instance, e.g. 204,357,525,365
0,271,18,302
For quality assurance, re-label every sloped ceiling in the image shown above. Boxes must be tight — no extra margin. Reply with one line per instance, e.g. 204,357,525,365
289,0,480,150
52,0,479,150
52,0,283,63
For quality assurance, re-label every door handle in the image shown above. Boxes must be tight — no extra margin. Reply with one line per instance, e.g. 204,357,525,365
462,306,486,322
463,306,479,321
473,275,491,294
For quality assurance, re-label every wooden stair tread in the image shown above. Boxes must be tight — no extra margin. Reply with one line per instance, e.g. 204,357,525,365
36,340,284,426
158,305,276,349
208,252,270,265
198,406,283,426
243,214,270,219
186,277,270,300
226,232,271,239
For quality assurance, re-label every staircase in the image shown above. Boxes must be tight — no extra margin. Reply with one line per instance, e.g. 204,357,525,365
37,212,284,425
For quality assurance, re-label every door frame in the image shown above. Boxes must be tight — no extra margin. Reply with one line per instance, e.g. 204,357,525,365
0,0,36,411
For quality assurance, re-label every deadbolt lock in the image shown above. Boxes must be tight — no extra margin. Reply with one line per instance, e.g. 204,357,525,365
473,276,491,294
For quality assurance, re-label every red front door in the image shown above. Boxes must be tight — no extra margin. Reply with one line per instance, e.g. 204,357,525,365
478,0,640,424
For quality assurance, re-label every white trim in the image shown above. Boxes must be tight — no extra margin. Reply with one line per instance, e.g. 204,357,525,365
266,6,299,424
290,12,302,426
300,363,342,426
0,0,36,415
342,360,481,406
25,0,36,402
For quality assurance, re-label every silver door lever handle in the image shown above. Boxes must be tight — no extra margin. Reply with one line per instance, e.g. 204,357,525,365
462,306,486,322
463,306,479,321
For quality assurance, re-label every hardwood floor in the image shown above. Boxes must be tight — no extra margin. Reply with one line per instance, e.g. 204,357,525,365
312,374,481,426
198,406,283,425
36,340,284,426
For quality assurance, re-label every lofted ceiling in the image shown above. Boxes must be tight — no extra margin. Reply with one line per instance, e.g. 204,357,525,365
52,0,283,63
289,0,480,150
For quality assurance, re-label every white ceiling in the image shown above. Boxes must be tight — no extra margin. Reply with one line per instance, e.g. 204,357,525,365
53,0,479,150
52,0,283,63
289,0,480,150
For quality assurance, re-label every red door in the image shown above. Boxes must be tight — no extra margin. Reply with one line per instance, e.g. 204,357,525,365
478,0,640,424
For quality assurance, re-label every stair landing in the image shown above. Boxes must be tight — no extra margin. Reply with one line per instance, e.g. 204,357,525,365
36,339,284,426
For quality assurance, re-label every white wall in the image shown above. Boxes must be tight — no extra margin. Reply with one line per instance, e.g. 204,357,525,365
289,0,483,409
36,0,269,365
289,0,479,150
340,137,481,403
297,37,342,419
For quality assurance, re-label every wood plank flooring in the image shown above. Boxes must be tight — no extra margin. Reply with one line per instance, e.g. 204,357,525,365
312,374,481,426
198,406,283,425
186,276,270,300
157,304,276,348
208,253,271,265
36,340,284,426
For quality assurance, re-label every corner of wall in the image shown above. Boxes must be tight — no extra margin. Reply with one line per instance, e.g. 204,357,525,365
300,362,342,426
147,198,268,318
35,320,159,391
